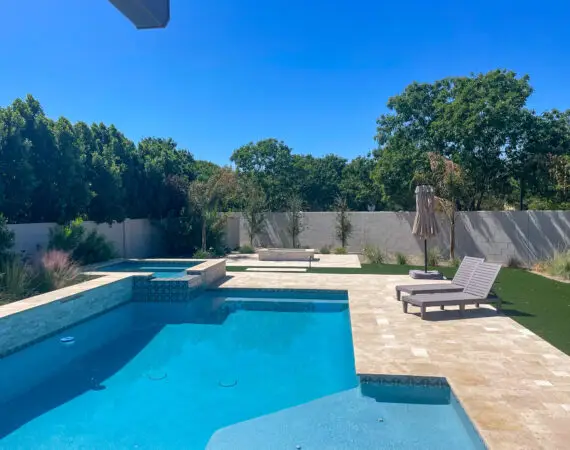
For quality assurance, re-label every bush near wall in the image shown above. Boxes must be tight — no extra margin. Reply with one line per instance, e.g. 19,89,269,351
48,219,117,265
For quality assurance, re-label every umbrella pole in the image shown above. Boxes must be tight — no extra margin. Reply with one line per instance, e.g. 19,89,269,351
424,239,428,273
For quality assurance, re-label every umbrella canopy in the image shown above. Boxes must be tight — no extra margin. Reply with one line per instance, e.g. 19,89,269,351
412,185,439,239
413,185,439,272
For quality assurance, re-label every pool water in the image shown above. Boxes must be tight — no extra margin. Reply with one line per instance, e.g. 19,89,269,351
0,289,484,449
96,260,202,278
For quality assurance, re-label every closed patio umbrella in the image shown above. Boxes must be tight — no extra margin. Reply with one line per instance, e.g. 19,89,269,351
412,185,439,273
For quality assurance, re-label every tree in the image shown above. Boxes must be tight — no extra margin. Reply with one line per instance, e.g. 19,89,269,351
12,95,59,222
240,180,267,246
505,109,570,209
188,168,236,251
86,123,127,224
0,104,35,222
231,139,294,210
334,196,352,248
340,156,381,211
285,193,305,248
51,117,91,222
138,137,195,219
292,154,346,211
372,140,430,210
422,154,470,260
375,70,533,210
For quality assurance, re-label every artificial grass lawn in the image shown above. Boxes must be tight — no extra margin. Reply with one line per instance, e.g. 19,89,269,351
227,263,570,355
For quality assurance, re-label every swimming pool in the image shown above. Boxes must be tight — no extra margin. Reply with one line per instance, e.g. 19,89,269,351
0,289,484,449
96,260,203,278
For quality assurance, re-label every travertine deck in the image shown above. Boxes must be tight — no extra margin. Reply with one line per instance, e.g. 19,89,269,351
218,272,570,450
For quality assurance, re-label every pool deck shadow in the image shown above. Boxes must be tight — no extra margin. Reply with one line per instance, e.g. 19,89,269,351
218,271,570,450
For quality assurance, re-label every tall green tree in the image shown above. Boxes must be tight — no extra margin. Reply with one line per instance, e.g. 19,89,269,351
51,117,91,222
11,95,61,222
292,154,346,211
87,123,127,223
188,167,236,251
340,156,381,210
375,69,533,210
0,105,35,222
505,109,570,209
138,137,195,219
372,140,430,210
231,139,294,210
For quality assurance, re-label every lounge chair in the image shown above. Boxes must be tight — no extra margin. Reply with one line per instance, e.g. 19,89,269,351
395,256,484,300
401,262,501,320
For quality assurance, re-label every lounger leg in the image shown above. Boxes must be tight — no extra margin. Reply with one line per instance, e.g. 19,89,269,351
420,305,426,320
403,301,408,313
396,289,401,301
459,304,465,315
440,305,445,310
475,303,480,308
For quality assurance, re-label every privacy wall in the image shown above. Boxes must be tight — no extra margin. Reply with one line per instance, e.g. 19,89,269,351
229,211,570,265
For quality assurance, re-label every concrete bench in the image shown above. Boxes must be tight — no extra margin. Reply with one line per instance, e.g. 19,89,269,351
258,248,315,261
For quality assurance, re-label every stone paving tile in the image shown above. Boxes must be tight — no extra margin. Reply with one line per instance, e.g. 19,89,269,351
218,271,570,450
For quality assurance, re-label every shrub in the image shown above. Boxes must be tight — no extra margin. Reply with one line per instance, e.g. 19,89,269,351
543,250,570,280
72,230,117,265
334,247,348,255
319,246,331,255
0,214,15,257
48,218,85,252
395,252,408,265
506,255,522,269
239,244,255,254
193,249,213,259
161,213,196,256
37,250,80,291
427,247,441,267
363,244,385,264
0,256,35,302
450,257,461,268
48,219,117,265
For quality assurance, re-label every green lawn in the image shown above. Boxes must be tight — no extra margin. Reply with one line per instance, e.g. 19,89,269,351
227,263,570,354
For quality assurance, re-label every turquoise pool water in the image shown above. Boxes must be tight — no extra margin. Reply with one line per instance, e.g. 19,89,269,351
0,289,484,449
97,260,202,278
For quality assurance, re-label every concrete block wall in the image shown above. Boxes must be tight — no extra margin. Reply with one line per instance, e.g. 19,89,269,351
230,211,570,265
8,219,164,260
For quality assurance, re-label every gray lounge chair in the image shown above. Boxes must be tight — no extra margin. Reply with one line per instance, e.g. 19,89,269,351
395,256,484,300
401,262,501,319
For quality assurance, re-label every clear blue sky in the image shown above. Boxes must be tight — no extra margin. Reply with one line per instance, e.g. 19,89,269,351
1,1,569,164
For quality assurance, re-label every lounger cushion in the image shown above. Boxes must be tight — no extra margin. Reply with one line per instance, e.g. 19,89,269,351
396,283,464,295
402,292,484,307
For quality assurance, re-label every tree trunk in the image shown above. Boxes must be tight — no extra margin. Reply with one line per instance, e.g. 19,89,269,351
450,211,456,260
519,176,525,211
476,191,484,210
201,220,207,251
